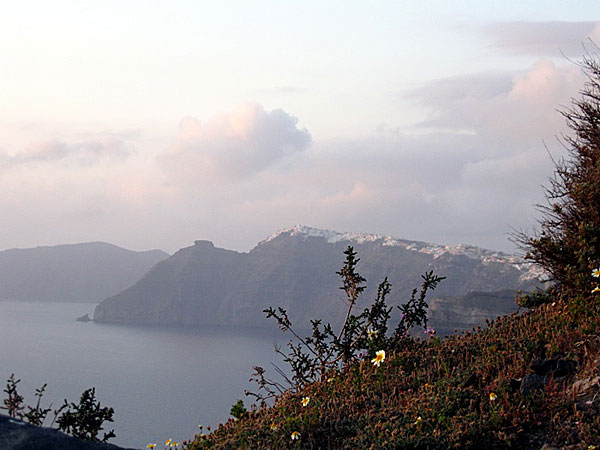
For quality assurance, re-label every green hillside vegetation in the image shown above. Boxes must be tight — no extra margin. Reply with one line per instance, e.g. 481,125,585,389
185,293,598,449
182,55,600,449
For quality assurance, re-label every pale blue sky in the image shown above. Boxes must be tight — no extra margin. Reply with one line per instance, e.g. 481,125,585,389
1,2,599,253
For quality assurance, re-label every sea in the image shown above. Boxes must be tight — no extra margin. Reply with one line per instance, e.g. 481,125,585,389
0,301,285,449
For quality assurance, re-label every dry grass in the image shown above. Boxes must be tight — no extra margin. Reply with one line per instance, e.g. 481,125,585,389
185,294,600,449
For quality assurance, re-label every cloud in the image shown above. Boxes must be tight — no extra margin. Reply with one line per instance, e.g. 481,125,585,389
407,72,514,105
136,62,583,254
0,134,133,170
409,61,585,142
159,103,311,184
0,59,588,255
213,61,586,252
484,21,599,57
252,85,307,95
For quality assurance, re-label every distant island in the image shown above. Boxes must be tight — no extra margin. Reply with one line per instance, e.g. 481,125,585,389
94,226,544,334
0,242,168,303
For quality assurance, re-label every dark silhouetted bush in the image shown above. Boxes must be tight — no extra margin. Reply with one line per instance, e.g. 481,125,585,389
515,54,600,296
247,246,443,405
55,387,115,442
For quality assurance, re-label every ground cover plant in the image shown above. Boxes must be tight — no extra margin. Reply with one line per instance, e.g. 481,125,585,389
185,289,599,449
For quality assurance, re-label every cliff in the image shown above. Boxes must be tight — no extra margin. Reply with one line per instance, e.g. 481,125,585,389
94,226,543,331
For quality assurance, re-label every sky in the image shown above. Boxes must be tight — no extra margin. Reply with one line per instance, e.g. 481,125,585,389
1,1,600,255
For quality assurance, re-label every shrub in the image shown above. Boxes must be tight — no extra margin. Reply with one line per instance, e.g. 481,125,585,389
2,374,25,419
1,377,116,443
1,374,51,427
229,399,248,420
54,387,115,442
246,246,443,404
515,287,557,308
515,53,600,296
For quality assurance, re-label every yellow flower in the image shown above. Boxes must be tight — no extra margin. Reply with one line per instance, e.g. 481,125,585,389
371,350,386,367
588,446,596,450
592,286,600,293
170,442,179,448
291,431,301,440
301,396,310,407
489,392,497,401
165,439,172,446
592,268,600,278
414,416,422,425
270,423,278,431
327,377,335,383
147,445,156,449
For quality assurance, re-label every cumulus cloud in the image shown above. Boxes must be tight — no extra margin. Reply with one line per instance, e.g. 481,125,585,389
484,21,599,57
133,62,585,253
0,59,589,255
214,61,587,252
410,61,585,142
0,134,133,170
159,103,311,183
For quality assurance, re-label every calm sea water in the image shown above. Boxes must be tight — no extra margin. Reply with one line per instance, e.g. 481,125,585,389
0,301,285,449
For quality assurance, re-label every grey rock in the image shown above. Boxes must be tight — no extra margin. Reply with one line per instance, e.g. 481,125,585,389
520,359,577,394
530,359,577,377
520,373,553,394
0,414,135,450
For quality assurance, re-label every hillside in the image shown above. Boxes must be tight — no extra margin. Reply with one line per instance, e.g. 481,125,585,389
184,293,600,449
94,226,543,332
0,414,135,450
0,242,168,303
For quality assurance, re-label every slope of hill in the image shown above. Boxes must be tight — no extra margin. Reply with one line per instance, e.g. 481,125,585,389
184,294,600,449
94,226,543,331
0,414,136,450
0,242,168,303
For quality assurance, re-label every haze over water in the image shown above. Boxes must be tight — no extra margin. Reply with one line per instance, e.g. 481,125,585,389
0,301,282,448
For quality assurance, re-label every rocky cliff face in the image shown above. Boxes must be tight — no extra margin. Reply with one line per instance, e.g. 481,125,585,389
0,242,168,303
94,226,544,331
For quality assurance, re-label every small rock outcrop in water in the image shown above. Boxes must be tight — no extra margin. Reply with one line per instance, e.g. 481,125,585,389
76,313,92,322
0,414,135,450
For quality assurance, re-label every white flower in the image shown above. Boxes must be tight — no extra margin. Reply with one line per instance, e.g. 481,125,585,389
371,350,385,367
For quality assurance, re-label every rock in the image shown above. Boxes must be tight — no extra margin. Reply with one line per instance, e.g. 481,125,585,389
509,378,522,392
520,359,578,394
76,314,92,322
520,374,552,394
0,414,135,450
529,359,577,377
